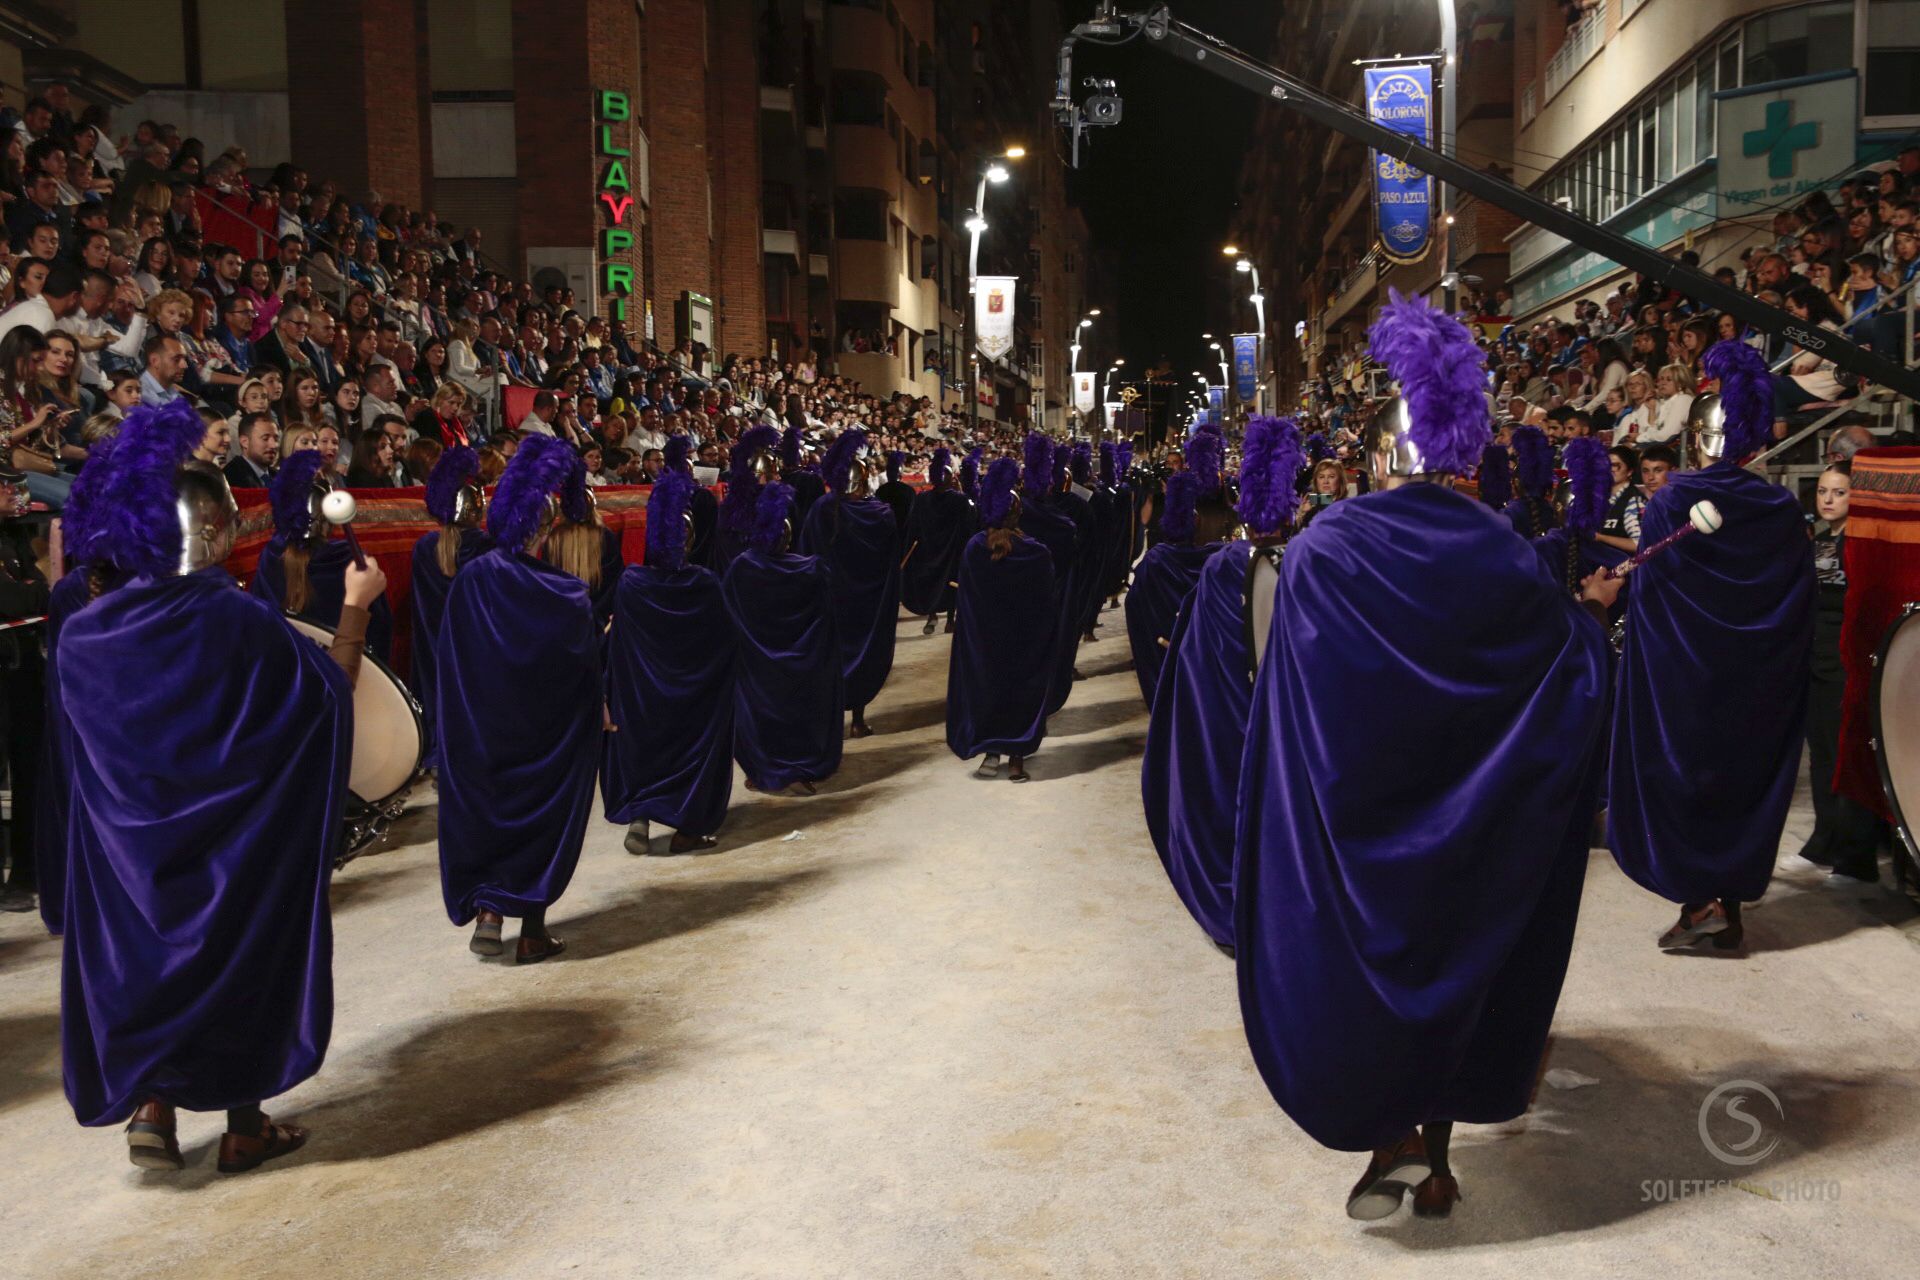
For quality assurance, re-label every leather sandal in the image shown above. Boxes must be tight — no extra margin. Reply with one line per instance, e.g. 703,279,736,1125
216,1115,308,1174
470,910,505,957
1346,1131,1430,1220
126,1100,183,1172
669,831,719,854
1412,1174,1461,1218
516,933,567,965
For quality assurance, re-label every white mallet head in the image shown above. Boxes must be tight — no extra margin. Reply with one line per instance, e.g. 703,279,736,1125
320,490,358,526
1687,499,1723,536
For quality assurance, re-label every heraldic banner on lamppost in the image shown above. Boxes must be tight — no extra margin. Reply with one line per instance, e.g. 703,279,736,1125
975,276,1018,360
1364,64,1434,265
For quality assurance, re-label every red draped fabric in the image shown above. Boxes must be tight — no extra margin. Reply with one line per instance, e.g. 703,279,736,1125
1836,448,1920,818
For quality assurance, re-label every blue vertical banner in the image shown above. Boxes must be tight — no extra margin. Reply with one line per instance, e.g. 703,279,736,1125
1364,64,1435,265
1232,334,1259,403
1207,385,1224,426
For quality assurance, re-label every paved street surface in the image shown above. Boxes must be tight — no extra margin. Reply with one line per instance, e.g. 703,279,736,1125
4,609,1918,1279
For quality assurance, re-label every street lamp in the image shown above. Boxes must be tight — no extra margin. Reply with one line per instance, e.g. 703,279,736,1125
1233,255,1267,412
965,147,1026,434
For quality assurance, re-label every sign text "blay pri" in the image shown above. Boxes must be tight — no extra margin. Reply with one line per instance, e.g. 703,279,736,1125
597,90,635,324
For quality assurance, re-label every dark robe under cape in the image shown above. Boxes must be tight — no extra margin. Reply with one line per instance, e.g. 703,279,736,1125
1047,489,1102,644
436,549,601,923
876,478,915,532
58,570,351,1125
1607,463,1814,904
688,484,719,568
722,548,843,790
1125,541,1221,708
1235,484,1610,1152
901,487,976,617
34,570,90,935
1017,497,1083,715
601,563,735,836
1142,541,1253,948
409,529,493,769
252,538,395,663
801,496,900,710
946,532,1057,759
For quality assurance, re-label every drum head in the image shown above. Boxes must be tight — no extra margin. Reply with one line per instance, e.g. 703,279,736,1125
1871,605,1920,870
284,616,424,805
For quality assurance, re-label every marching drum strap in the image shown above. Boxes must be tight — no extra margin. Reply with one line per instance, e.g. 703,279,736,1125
328,604,369,690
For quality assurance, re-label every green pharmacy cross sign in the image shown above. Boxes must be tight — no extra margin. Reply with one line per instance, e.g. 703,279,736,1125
1743,99,1819,180
596,90,636,324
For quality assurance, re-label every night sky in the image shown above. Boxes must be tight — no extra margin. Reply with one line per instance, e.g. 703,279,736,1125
1063,1,1274,402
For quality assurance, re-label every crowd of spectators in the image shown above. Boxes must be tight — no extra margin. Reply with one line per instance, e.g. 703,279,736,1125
0,88,1021,514
1294,145,1919,542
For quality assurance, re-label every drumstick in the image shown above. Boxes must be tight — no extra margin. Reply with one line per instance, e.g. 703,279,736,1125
1602,499,1722,580
900,539,919,570
320,490,369,570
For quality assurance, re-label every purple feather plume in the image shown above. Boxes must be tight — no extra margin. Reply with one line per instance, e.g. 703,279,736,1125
1477,442,1513,508
1305,433,1333,462
1367,288,1490,475
722,423,781,531
1702,338,1772,461
1116,442,1134,475
929,446,953,486
779,424,802,470
88,397,210,577
268,449,327,550
885,449,904,484
1070,442,1092,485
1238,415,1304,533
559,446,592,524
1022,433,1053,496
646,468,695,568
1186,431,1224,495
425,444,480,524
1563,436,1611,535
979,456,1021,528
1050,442,1070,490
59,437,120,567
488,433,578,550
664,433,693,472
750,482,795,552
823,428,868,495
1098,442,1116,486
960,448,983,500
1511,424,1555,497
1161,471,1199,542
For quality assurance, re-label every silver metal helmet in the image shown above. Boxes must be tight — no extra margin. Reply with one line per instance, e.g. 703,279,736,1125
845,449,877,500
1686,393,1726,468
175,460,240,575
300,470,337,549
450,475,487,529
1368,394,1425,487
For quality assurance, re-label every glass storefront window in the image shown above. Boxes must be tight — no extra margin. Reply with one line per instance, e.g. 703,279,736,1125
1656,85,1675,183
1674,71,1695,171
1867,0,1920,118
1694,53,1716,165
1742,0,1854,84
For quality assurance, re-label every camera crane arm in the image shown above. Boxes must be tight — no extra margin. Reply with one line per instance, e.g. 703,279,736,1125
1054,3,1920,403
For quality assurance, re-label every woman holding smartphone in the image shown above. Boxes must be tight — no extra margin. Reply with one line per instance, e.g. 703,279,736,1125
0,328,73,508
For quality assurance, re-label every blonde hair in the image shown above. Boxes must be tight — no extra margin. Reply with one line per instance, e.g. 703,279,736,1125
546,512,606,590
147,288,195,323
1656,363,1692,393
431,382,467,415
1310,458,1348,499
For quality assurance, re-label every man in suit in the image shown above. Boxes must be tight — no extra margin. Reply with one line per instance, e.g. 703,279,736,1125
223,412,280,488
253,303,312,379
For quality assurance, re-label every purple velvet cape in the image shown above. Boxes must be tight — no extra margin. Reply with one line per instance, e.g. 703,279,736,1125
876,478,916,532
1234,484,1610,1151
601,563,735,835
1085,486,1122,618
1047,488,1103,643
409,529,494,769
901,487,977,616
945,531,1058,759
58,570,351,1125
34,570,91,935
1607,463,1814,903
1124,541,1222,708
721,548,843,791
688,484,719,568
1142,541,1252,948
435,549,601,923
1016,498,1083,715
252,539,395,663
800,496,901,709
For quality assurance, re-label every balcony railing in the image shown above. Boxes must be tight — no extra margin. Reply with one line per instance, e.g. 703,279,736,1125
1336,247,1380,301
1543,9,1604,104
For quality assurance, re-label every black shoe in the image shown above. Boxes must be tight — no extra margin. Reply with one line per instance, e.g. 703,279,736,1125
0,886,37,913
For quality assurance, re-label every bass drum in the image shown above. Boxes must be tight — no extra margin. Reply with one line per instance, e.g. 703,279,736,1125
1870,603,1920,903
285,615,425,866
